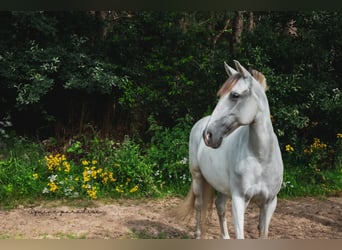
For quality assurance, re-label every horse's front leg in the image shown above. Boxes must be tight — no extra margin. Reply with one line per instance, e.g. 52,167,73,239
215,193,230,239
232,194,247,239
259,196,277,239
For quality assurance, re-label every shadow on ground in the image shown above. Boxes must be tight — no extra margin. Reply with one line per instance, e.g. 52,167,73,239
125,219,191,239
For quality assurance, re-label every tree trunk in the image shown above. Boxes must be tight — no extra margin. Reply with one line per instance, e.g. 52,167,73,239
247,12,255,32
231,11,244,55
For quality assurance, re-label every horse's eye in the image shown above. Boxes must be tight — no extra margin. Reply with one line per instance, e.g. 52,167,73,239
230,92,240,99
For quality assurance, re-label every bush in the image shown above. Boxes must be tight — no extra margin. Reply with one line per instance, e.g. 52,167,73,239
0,137,46,207
0,118,341,207
39,136,157,200
110,137,157,196
145,115,193,194
279,134,342,197
0,135,159,207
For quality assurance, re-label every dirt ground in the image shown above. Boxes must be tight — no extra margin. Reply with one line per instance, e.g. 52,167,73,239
0,196,341,239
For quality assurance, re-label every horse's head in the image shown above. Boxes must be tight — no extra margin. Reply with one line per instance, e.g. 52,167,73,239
203,60,268,148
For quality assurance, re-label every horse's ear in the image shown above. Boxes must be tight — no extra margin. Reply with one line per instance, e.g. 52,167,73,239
224,61,238,76
233,60,251,78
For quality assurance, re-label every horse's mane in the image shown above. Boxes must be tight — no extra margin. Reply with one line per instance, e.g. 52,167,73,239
250,69,268,91
217,69,268,97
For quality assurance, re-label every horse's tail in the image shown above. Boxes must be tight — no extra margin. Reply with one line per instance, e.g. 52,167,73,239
173,176,215,238
172,185,195,221
199,178,215,237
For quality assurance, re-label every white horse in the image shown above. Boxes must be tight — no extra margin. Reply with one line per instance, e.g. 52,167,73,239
176,60,283,239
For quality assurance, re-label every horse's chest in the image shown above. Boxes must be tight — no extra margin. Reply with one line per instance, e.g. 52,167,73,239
197,144,232,194
197,141,263,195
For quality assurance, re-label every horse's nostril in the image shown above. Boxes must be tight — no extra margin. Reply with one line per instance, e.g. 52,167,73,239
203,130,212,145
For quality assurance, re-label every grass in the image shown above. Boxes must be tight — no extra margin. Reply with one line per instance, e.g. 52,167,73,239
54,232,87,239
0,232,25,239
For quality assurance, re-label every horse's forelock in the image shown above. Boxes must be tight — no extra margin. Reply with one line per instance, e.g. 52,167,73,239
217,74,241,97
217,69,267,97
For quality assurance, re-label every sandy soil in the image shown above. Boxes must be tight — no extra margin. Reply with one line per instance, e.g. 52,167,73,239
0,196,341,239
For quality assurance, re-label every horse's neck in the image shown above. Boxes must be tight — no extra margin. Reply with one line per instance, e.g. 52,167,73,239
248,99,275,162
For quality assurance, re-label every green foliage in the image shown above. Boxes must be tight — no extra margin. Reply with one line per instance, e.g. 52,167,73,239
66,140,83,154
0,136,157,207
240,12,342,147
146,115,193,193
0,137,46,206
1,11,341,149
110,137,156,196
279,134,342,197
0,126,341,207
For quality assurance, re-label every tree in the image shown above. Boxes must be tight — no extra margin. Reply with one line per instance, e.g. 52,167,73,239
0,11,341,149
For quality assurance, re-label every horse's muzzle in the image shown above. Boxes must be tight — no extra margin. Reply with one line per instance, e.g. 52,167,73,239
203,129,222,149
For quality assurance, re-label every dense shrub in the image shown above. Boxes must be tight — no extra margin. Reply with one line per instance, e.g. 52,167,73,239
145,115,193,194
0,120,341,208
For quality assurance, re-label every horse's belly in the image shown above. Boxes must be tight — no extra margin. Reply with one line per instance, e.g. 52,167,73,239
197,141,231,195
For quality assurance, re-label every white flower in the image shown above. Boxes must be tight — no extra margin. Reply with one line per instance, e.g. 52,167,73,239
71,192,79,198
180,157,188,165
48,174,58,182
42,187,49,194
281,181,294,189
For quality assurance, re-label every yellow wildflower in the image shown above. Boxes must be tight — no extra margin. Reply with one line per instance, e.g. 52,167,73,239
83,168,91,182
129,185,139,193
92,160,98,165
304,148,313,154
82,160,89,166
337,133,342,139
108,172,116,182
47,182,58,192
62,161,71,173
86,186,97,199
115,186,124,193
304,138,327,153
100,171,116,184
44,154,69,172
91,171,97,179
102,175,109,184
312,138,327,149
32,173,39,180
285,144,294,152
